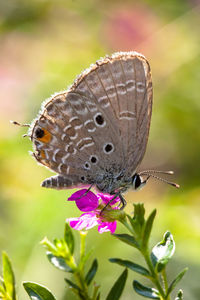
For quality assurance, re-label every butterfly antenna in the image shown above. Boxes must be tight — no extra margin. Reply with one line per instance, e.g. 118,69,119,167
22,134,32,138
139,170,174,175
11,121,32,139
10,120,30,127
144,173,180,188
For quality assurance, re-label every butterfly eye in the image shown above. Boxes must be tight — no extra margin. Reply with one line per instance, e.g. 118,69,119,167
132,174,142,190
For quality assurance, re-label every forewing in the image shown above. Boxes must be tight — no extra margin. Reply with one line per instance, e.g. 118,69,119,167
125,55,152,175
92,52,152,176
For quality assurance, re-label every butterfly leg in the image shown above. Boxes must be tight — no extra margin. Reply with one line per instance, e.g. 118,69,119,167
100,192,119,214
100,191,126,215
74,184,94,200
118,193,127,210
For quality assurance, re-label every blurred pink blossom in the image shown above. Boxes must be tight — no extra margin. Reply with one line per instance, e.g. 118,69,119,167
102,4,159,52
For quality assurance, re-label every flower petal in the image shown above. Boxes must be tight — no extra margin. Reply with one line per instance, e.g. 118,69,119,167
98,221,117,234
67,213,99,231
68,189,99,212
97,193,120,206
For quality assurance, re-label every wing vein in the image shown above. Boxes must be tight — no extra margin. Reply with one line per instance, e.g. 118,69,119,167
119,60,130,158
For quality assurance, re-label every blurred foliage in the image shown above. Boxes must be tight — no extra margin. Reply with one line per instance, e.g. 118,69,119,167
0,0,200,299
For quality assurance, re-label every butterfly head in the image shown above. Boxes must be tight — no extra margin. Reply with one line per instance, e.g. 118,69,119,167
132,170,180,191
132,173,148,191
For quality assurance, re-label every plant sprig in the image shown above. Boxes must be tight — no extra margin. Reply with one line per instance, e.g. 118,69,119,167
111,203,187,299
0,203,187,300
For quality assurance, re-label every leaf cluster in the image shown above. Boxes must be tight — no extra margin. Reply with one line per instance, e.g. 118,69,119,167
0,252,17,300
112,204,187,299
39,223,99,300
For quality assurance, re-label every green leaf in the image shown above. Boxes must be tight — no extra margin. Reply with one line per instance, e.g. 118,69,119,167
133,280,160,299
79,249,93,271
142,209,156,248
41,237,58,254
85,259,98,285
23,282,56,300
131,203,146,236
113,234,139,249
53,239,69,256
96,292,100,300
151,231,175,272
175,289,183,300
47,252,73,272
0,284,5,294
109,258,150,277
167,268,188,297
106,269,128,300
134,203,145,225
64,223,74,255
127,215,136,229
65,278,81,292
65,279,85,299
2,252,16,300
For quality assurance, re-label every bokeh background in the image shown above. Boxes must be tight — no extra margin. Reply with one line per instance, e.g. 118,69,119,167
0,0,200,299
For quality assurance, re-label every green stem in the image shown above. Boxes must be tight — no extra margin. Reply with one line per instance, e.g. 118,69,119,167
119,217,135,235
68,231,91,300
64,256,89,299
80,231,87,261
74,271,91,300
162,269,171,300
67,255,77,271
78,231,91,299
92,283,100,300
120,212,169,299
142,249,166,299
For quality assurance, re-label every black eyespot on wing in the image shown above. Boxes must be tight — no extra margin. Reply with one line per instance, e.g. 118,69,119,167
81,176,85,181
95,114,104,125
104,143,113,153
90,156,97,164
84,162,90,170
35,128,45,138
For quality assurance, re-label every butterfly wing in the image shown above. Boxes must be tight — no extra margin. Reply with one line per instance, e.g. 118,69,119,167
30,56,126,188
112,53,153,176
30,52,152,190
97,53,152,176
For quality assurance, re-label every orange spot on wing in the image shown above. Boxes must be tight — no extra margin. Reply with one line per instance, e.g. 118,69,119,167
40,150,46,159
38,128,52,143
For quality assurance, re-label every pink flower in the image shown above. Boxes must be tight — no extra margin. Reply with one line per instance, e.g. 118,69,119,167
67,189,121,234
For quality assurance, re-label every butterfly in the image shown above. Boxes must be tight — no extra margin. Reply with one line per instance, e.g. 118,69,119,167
12,51,179,208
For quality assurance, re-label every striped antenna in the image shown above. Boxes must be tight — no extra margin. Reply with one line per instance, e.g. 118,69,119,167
139,170,180,188
10,120,30,127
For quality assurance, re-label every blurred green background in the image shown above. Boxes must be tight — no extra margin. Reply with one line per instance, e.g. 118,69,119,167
0,0,200,299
